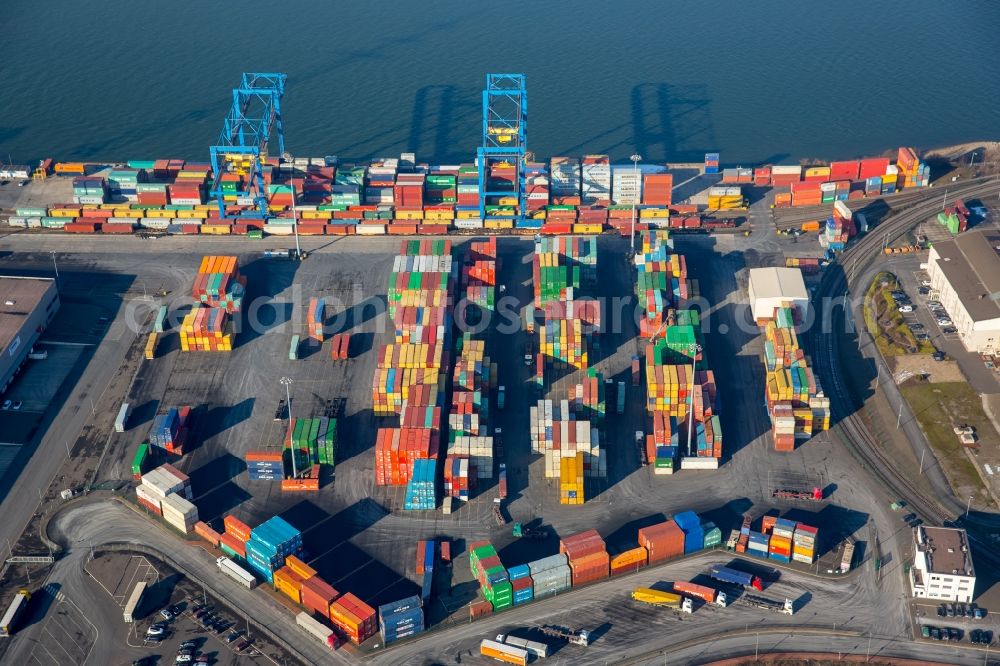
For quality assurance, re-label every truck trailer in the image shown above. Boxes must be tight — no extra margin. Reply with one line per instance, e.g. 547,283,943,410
708,565,765,591
672,581,727,607
216,556,257,589
481,638,528,665
631,588,693,613
0,589,30,637
497,634,550,658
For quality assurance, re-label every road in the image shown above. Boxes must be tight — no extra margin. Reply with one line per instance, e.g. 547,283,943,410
2,499,353,666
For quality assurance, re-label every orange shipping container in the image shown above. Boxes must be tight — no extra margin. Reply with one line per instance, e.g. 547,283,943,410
285,554,317,581
224,515,252,542
194,521,221,547
329,592,377,644
609,546,648,572
274,566,305,604
218,532,247,559
638,520,685,563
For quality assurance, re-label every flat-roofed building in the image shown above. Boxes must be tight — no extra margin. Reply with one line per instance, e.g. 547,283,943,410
0,277,60,394
909,526,976,603
748,267,809,322
927,230,1000,354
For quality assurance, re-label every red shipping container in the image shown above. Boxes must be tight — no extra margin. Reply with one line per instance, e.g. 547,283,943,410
101,223,134,234
829,161,860,181
511,576,532,592
673,581,717,604
859,157,890,179
416,540,426,575
301,576,339,617
218,532,247,558
138,496,162,515
560,529,606,559
470,599,492,619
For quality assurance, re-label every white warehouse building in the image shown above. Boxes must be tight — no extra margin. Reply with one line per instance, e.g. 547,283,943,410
909,526,975,603
926,230,1000,354
747,267,809,322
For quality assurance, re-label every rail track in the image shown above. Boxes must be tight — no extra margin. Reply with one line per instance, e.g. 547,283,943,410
809,177,1000,532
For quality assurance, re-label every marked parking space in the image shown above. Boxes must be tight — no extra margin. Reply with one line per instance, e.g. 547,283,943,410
25,595,98,665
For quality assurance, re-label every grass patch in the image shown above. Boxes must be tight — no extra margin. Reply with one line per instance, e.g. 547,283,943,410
900,380,992,503
864,272,935,356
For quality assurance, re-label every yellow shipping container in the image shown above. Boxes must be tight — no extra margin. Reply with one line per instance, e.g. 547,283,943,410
396,209,425,220
145,209,176,219
202,225,232,235
51,208,81,218
484,219,514,229
573,224,603,234
804,166,831,179
498,197,518,207
639,208,670,218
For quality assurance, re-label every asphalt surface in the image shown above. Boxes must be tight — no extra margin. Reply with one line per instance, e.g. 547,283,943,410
1,204,997,665
2,499,353,666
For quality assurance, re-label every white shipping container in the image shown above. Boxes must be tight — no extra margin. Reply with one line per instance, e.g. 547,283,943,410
135,484,162,511
163,510,194,534
161,492,198,522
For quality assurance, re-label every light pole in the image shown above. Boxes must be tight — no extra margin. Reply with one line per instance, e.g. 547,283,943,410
280,377,296,477
289,161,302,260
966,495,973,518
50,251,59,285
629,154,641,254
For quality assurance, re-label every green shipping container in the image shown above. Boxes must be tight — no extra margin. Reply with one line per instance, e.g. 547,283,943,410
132,443,151,476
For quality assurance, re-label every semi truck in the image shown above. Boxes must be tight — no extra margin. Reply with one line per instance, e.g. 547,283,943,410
708,565,765,591
497,634,549,659
772,486,823,501
539,625,591,646
216,556,257,589
296,612,339,648
737,595,794,615
115,402,131,433
481,638,528,665
0,589,30,637
672,581,727,607
631,588,693,613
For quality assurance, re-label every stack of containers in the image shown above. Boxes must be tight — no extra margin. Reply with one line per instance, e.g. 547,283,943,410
771,164,802,186
761,304,830,451
550,157,581,200
707,186,744,210
192,256,246,313
220,515,251,561
638,520,685,563
329,592,377,645
378,596,424,644
704,153,720,174
769,518,795,563
285,418,338,470
180,307,234,352
530,399,605,482
581,155,611,205
611,165,643,205
374,428,437,485
567,368,606,428
507,564,534,606
896,146,929,189
160,492,198,534
672,511,705,554
136,464,193,516
754,166,772,186
790,181,822,207
245,450,283,481
469,542,513,611
107,168,145,200
643,172,673,206
147,407,191,455
442,456,471,500
301,576,339,618
72,177,107,204
792,523,818,563
560,530,610,586
748,530,770,558
559,453,585,505
702,522,723,548
415,540,435,601
525,162,550,213
528,553,571,599
634,230,687,336
307,298,325,342
244,516,302,585
447,435,493,480
274,565,307,604
403,459,437,510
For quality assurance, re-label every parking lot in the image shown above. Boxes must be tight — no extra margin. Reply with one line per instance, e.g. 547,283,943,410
22,583,98,665
913,599,996,647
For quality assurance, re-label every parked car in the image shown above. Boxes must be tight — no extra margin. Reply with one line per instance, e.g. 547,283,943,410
943,327,957,334
930,627,942,640
937,604,947,617
980,630,993,644
928,300,943,307
175,656,193,664
971,629,982,643
948,627,962,641
159,608,174,621
918,287,931,295
933,352,947,361
146,625,165,638
915,334,930,341
226,631,241,644
921,625,931,638
946,604,956,617
973,606,987,619
179,640,198,650
937,319,953,326
899,305,914,313
910,323,924,330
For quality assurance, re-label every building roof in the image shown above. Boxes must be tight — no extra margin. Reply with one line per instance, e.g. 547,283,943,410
0,276,55,357
932,230,1000,322
916,526,975,577
748,267,808,301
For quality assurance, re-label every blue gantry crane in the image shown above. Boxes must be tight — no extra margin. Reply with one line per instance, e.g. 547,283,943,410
477,73,527,223
209,73,287,218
